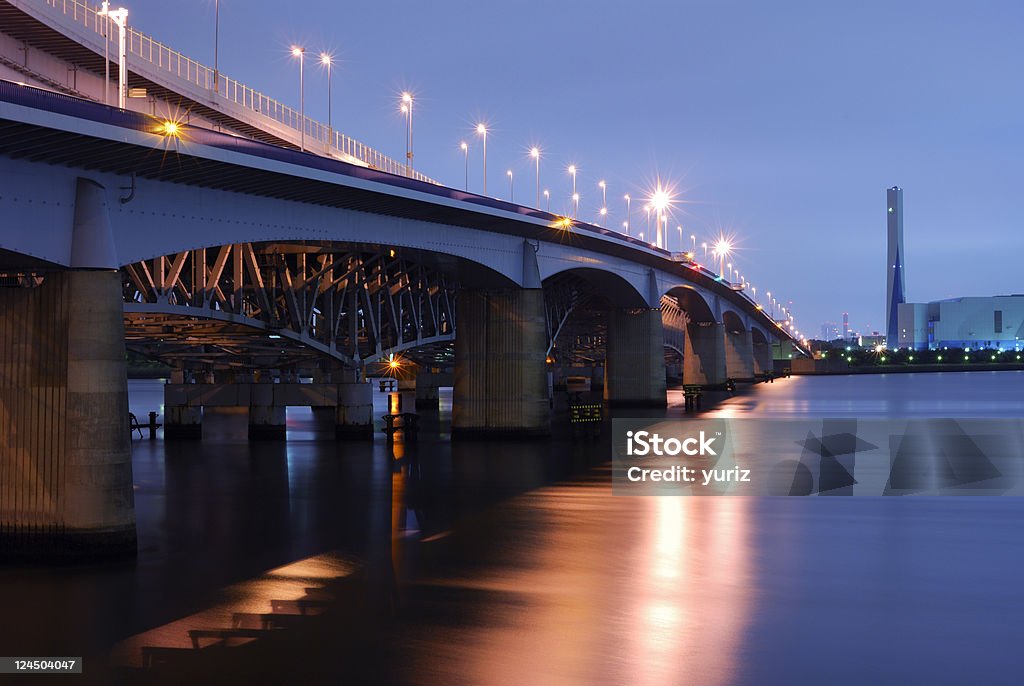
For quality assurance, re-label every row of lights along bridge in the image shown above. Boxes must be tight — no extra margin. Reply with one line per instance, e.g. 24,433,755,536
283,46,801,341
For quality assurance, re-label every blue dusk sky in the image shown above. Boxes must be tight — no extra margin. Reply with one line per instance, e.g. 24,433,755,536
127,0,1023,334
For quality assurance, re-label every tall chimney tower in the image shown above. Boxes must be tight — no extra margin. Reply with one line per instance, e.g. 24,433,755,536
886,187,905,348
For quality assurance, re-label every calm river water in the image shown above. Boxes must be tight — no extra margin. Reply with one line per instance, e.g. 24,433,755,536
1,371,1022,684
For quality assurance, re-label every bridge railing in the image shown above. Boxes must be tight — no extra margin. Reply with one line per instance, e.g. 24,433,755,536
38,0,436,183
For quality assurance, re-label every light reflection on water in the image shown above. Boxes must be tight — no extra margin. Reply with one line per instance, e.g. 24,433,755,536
0,372,1022,684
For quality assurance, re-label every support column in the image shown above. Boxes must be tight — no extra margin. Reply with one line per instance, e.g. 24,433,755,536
248,382,285,440
164,405,203,439
336,381,373,439
0,178,135,559
724,329,755,381
414,372,442,409
684,322,728,387
453,289,549,437
604,309,666,407
753,336,773,376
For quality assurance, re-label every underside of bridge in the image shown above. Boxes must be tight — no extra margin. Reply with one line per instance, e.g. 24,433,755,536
121,241,468,372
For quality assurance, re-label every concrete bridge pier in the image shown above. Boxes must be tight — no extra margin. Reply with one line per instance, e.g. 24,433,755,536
414,371,447,410
165,405,203,439
684,322,728,387
249,382,286,440
0,178,136,559
724,329,756,381
336,381,373,439
604,308,667,407
453,289,549,437
753,335,773,376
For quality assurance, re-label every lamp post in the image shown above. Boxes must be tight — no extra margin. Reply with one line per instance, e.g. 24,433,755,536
572,193,579,218
713,239,731,279
624,194,631,235
320,53,333,141
213,0,220,92
507,169,514,202
543,189,550,211
401,92,413,175
476,123,488,194
690,234,696,253
460,142,469,191
567,165,577,214
99,3,128,109
702,242,708,258
645,204,651,236
530,147,541,208
677,225,683,252
101,5,110,105
599,180,607,219
290,46,305,151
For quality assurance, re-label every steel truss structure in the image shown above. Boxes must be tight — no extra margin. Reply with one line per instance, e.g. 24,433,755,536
122,242,457,370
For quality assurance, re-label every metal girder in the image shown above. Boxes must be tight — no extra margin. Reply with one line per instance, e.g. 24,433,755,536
122,242,458,370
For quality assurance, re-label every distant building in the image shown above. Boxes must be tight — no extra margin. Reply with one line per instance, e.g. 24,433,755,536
842,312,849,340
860,333,886,349
820,323,839,341
897,296,1024,350
885,187,906,347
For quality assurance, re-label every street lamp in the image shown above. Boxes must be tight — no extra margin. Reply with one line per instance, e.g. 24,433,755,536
572,192,579,218
290,46,305,151
690,234,696,253
460,141,469,191
649,186,671,249
702,242,708,258
677,225,683,251
401,92,413,174
713,239,732,279
568,165,577,213
624,194,631,235
320,53,333,141
543,189,550,211
99,3,128,109
476,123,488,194
530,147,541,208
599,180,607,219
213,0,220,92
507,169,514,202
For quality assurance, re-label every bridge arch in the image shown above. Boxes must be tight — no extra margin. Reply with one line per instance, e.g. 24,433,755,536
120,240,512,370
722,309,746,334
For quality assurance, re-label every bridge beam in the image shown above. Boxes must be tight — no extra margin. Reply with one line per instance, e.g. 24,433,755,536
684,322,728,387
0,179,135,559
452,289,549,437
604,309,667,407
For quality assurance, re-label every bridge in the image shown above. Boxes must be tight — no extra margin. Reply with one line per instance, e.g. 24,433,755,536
0,0,800,558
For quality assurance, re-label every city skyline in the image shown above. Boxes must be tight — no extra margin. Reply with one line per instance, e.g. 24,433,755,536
118,0,1023,330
